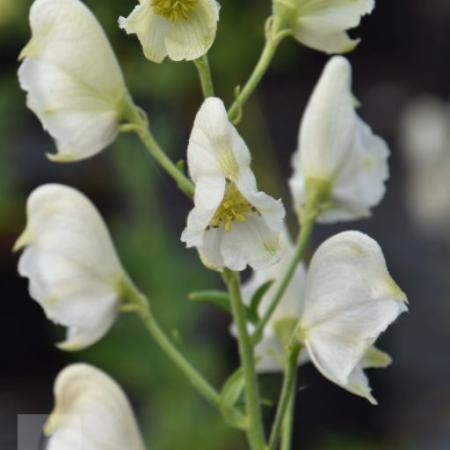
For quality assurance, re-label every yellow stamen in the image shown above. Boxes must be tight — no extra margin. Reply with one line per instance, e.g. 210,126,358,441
152,0,197,21
209,180,258,232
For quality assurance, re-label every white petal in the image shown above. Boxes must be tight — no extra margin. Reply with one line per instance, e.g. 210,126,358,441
345,365,377,404
319,117,390,223
241,229,306,321
181,175,225,247
165,0,220,61
45,364,146,450
301,231,407,391
221,215,282,271
254,331,285,373
293,0,374,53
197,227,225,270
119,1,169,64
298,56,355,178
290,56,389,222
15,184,124,350
255,332,310,373
19,0,127,161
188,97,251,182
120,0,219,63
237,175,286,232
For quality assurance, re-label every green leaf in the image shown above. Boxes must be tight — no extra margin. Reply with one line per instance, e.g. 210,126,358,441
247,279,274,325
219,368,248,430
188,290,231,314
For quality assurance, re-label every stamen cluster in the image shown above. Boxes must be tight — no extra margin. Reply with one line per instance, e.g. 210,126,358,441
152,0,197,21
209,180,257,232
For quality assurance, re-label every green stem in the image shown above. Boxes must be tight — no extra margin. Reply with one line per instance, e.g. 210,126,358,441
223,269,266,450
268,344,301,450
121,98,194,198
194,55,215,98
122,278,220,406
228,17,289,124
280,375,296,450
251,213,316,345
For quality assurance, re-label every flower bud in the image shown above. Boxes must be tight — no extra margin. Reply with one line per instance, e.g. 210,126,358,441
14,184,126,350
18,0,128,162
290,56,389,223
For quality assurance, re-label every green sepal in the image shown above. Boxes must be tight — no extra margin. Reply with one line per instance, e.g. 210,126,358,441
188,290,231,314
219,368,248,430
273,318,300,351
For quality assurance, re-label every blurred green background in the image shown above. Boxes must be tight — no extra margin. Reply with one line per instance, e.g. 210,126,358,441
2,1,450,449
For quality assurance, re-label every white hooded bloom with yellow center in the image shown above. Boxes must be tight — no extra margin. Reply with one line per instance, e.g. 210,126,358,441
290,56,389,223
44,364,146,450
14,184,126,351
239,231,406,404
273,0,375,54
119,0,220,63
181,98,285,271
18,0,128,162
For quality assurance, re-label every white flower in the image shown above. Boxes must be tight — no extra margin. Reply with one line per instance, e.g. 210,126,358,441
299,231,407,403
119,0,220,63
44,364,146,450
14,184,125,351
181,97,285,271
237,230,405,403
18,0,128,162
290,56,389,223
240,231,309,372
273,0,374,54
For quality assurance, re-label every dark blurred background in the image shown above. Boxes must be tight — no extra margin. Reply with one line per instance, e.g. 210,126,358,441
2,0,450,449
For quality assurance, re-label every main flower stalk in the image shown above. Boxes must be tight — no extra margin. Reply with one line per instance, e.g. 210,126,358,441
223,269,267,450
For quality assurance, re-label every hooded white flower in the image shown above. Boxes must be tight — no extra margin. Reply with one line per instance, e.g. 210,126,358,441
18,0,128,162
239,232,406,403
298,231,407,403
181,97,285,271
290,56,389,223
119,0,220,63
273,0,374,54
14,184,125,351
44,364,146,450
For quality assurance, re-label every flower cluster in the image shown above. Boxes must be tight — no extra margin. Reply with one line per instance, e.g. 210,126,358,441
13,0,409,448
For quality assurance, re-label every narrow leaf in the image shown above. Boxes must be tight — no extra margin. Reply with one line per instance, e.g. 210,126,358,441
188,290,231,314
247,279,274,325
219,368,248,430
